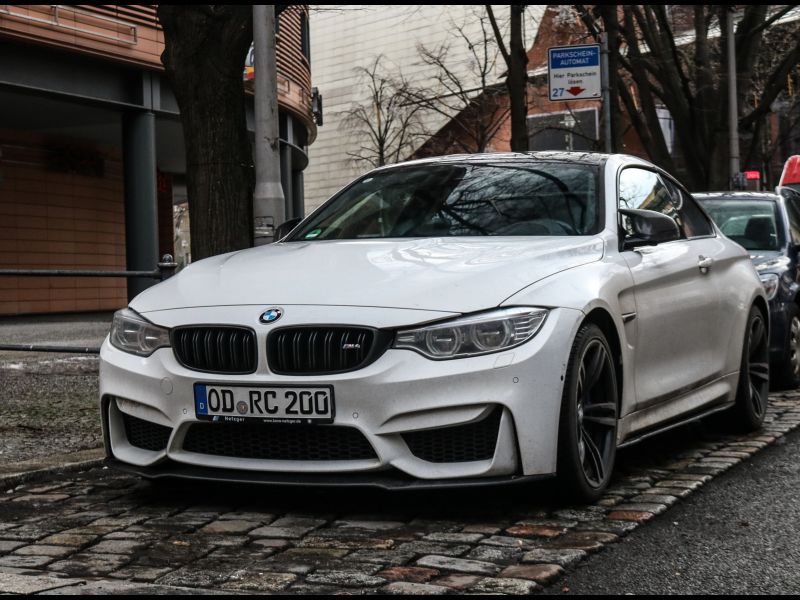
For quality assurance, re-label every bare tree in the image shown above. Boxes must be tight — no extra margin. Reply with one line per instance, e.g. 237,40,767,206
339,56,425,169
406,11,510,156
159,5,255,260
576,5,800,190
486,5,529,152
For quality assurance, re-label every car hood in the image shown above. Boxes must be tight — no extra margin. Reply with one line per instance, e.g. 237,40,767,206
132,237,604,314
749,250,789,273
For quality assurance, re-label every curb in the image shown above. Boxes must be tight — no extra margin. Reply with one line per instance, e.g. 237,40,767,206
0,452,104,491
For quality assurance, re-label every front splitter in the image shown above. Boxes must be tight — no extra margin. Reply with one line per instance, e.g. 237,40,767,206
105,457,551,491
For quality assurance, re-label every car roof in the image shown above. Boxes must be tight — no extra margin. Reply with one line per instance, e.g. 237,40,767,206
694,191,779,202
374,151,624,171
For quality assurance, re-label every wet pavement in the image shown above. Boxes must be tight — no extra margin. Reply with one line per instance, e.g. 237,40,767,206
1,392,798,594
0,313,108,465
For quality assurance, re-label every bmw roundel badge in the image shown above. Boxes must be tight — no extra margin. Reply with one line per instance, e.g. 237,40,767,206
260,307,283,324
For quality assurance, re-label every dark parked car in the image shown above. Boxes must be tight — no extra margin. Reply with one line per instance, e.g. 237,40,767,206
696,190,800,388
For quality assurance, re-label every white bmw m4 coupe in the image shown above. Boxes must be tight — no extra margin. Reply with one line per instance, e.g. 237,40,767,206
100,152,768,500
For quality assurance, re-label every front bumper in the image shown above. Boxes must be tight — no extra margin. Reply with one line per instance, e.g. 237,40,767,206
100,305,583,483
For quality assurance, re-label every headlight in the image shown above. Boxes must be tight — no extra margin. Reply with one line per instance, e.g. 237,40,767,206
394,307,548,360
759,273,779,301
110,308,170,356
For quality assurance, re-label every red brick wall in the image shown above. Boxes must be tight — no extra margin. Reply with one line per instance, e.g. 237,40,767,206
0,130,127,315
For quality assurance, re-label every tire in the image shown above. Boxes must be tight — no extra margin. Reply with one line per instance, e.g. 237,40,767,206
724,305,770,432
775,304,800,390
556,323,619,502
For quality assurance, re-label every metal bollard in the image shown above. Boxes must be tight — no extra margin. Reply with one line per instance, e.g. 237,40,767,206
157,254,178,280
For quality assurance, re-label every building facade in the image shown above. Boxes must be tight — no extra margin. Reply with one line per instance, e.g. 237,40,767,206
306,5,543,212
0,5,315,315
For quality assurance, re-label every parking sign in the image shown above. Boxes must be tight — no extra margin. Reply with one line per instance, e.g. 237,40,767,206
548,44,601,102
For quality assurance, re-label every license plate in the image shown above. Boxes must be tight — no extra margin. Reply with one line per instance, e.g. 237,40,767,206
194,383,335,424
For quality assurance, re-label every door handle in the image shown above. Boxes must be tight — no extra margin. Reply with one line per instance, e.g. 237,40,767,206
698,256,714,273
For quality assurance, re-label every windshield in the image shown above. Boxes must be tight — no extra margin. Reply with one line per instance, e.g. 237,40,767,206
290,163,601,240
698,198,782,251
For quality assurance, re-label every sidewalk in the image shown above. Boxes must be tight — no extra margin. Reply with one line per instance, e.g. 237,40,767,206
0,312,111,476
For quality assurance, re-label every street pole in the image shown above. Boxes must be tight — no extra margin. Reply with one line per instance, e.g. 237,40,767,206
253,4,285,245
726,8,740,188
600,32,612,153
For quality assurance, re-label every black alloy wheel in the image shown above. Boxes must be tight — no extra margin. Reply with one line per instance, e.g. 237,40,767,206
776,305,800,390
557,323,618,501
725,305,769,431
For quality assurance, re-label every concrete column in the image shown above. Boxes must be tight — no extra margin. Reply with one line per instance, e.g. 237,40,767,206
122,111,159,300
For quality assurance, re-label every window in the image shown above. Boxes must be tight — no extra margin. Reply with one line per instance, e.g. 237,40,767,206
300,12,310,61
290,163,601,241
618,168,713,239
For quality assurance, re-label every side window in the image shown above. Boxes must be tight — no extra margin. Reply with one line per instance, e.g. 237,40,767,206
782,191,800,245
661,177,715,238
618,168,680,236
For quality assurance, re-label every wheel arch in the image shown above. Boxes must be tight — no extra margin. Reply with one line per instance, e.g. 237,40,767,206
582,307,623,409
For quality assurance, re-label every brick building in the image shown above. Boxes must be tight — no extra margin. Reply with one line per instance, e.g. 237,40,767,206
0,5,315,315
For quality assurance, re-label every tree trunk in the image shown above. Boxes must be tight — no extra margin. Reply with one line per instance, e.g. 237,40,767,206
158,5,254,261
508,5,529,152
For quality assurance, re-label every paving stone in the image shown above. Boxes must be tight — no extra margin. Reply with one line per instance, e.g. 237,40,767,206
39,579,216,595
521,548,586,568
199,520,260,535
479,535,540,549
548,531,619,553
466,544,523,564
87,539,150,555
595,496,623,508
667,473,712,482
0,526,52,541
222,570,297,592
13,545,74,558
332,519,405,531
500,563,563,583
218,512,274,522
639,487,691,498
551,508,606,522
422,532,484,544
305,570,386,587
574,520,639,536
247,525,316,539
108,565,173,582
195,535,249,548
378,566,440,583
273,548,350,562
103,530,166,542
630,494,678,506
472,576,539,594
89,516,148,528
0,554,54,568
11,494,69,504
0,540,25,554
461,524,503,535
250,538,291,551
0,572,84,594
48,552,131,576
346,549,418,566
407,519,463,533
295,535,395,550
416,555,500,576
432,573,482,590
154,565,231,588
606,510,655,523
397,541,471,557
505,524,566,538
382,581,452,595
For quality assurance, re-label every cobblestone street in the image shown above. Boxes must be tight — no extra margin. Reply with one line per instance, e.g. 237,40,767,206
1,393,798,594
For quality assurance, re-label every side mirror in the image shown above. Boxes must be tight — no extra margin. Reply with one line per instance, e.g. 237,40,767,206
273,217,303,242
619,208,680,249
